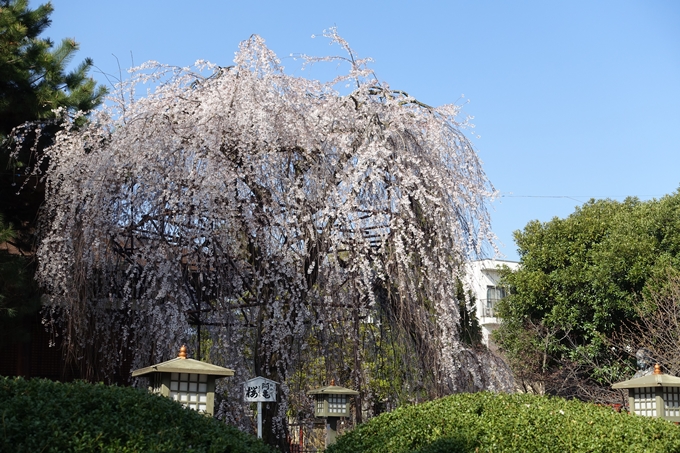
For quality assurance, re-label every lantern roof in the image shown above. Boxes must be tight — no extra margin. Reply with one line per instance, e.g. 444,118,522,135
612,364,680,389
131,345,234,378
308,380,359,396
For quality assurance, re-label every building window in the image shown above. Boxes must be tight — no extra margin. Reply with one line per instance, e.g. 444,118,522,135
485,286,506,317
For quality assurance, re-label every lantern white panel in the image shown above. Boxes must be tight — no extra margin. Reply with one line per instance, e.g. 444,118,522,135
169,372,210,413
664,387,680,418
328,395,347,414
633,387,656,417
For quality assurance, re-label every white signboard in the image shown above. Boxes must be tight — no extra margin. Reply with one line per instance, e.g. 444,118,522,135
244,376,277,402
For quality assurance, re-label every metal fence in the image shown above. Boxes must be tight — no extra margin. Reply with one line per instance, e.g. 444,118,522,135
287,422,325,453
287,418,355,452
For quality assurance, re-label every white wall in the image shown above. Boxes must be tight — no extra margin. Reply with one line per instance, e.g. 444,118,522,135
463,259,519,348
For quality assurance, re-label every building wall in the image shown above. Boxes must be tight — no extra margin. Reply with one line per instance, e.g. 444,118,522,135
463,259,519,348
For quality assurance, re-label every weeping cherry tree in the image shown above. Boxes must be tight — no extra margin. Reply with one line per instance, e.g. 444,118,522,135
35,30,512,444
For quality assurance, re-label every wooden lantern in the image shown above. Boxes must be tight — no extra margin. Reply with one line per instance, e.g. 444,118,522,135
132,345,234,416
612,363,680,421
308,380,359,446
308,380,358,418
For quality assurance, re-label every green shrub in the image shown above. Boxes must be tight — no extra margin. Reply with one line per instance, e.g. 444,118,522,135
0,376,274,453
328,392,680,453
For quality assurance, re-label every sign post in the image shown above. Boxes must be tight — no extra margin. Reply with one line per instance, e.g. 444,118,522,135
244,377,278,438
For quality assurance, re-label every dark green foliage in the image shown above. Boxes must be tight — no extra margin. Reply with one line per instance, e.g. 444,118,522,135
0,0,107,232
0,213,40,341
0,0,107,351
456,279,482,347
494,192,680,393
0,376,275,453
0,254,40,340
328,392,680,453
0,0,106,138
0,213,12,243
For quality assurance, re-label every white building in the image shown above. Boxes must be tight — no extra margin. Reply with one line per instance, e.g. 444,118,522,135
463,259,519,348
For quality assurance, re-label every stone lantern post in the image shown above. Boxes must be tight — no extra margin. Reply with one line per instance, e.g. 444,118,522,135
308,380,359,447
132,345,234,416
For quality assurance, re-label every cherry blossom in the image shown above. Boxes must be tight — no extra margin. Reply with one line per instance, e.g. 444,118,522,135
36,30,511,439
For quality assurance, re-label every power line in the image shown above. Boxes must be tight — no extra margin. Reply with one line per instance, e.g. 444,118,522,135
499,194,664,202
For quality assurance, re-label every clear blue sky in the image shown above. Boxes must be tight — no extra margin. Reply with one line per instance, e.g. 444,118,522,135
42,0,680,261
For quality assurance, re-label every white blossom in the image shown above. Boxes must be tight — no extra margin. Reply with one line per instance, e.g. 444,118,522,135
36,33,508,435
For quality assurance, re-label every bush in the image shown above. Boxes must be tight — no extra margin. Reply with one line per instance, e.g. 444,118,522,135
0,376,274,453
328,392,680,453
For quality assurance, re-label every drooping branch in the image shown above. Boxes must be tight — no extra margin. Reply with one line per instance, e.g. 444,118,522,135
36,32,505,443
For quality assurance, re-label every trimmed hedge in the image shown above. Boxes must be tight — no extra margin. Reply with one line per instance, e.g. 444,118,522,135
0,376,274,453
328,392,680,453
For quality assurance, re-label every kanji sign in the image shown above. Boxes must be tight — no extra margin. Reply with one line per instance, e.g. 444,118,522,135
244,376,278,402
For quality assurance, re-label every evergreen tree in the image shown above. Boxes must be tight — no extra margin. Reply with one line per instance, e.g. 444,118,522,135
0,0,106,138
0,0,106,346
456,279,483,347
494,192,680,401
0,0,106,244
